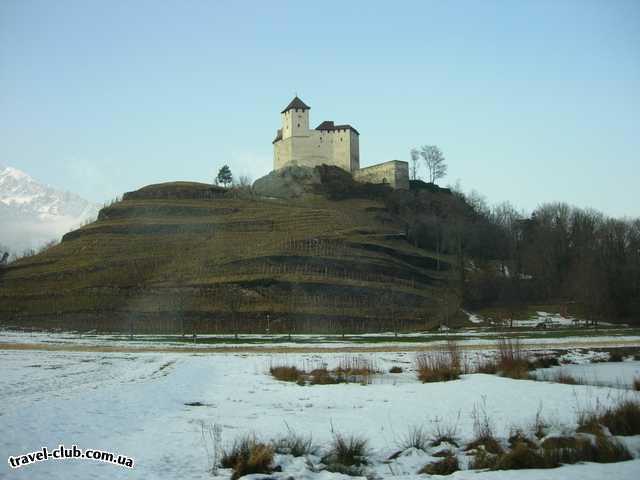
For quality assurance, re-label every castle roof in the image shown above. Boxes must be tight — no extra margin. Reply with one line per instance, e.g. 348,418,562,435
315,120,359,135
281,96,310,113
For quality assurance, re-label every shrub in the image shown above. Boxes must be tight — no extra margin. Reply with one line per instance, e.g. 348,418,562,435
416,341,461,383
418,453,459,475
633,377,640,391
270,365,303,383
496,338,530,379
322,433,369,475
389,366,403,373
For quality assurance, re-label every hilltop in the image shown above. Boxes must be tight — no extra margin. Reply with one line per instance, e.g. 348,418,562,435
0,169,461,334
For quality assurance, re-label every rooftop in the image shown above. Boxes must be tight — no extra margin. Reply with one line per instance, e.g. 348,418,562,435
315,120,359,135
281,96,310,113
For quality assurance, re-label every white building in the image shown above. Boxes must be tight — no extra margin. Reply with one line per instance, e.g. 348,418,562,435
272,96,408,189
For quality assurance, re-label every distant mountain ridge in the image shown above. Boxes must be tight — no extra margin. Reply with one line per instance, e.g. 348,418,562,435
0,165,100,253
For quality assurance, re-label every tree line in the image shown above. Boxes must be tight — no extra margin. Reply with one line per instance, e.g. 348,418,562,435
387,185,640,324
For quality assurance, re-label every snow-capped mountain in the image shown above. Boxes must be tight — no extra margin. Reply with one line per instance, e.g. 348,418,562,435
0,165,100,254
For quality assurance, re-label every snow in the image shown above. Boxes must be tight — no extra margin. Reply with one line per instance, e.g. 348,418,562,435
463,310,483,324
534,360,640,389
0,165,99,252
2,349,640,480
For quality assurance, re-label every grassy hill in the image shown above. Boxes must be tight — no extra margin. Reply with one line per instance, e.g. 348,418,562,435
0,180,457,334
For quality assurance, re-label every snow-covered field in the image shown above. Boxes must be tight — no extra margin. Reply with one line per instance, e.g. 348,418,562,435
2,348,640,480
534,361,640,389
2,327,640,352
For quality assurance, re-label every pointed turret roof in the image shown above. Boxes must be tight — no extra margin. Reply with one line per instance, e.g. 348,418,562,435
281,96,310,113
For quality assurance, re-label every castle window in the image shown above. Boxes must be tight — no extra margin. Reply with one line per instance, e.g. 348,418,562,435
297,123,300,128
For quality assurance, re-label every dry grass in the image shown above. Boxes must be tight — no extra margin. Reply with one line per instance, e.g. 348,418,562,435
542,435,632,466
496,338,530,379
474,434,632,471
415,341,461,383
269,364,304,383
550,371,578,385
476,358,498,374
598,399,640,435
322,433,369,476
466,401,503,455
530,355,560,369
494,442,547,470
269,356,380,386
429,414,460,447
609,351,624,362
336,355,377,375
221,435,275,480
418,453,459,475
309,368,341,385
273,429,314,457
397,426,429,451
469,449,498,470
578,399,640,436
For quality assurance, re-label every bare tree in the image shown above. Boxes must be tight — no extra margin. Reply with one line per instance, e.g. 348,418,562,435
410,149,420,180
414,145,447,184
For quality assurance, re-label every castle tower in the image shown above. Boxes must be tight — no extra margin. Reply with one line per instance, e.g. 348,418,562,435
281,96,310,139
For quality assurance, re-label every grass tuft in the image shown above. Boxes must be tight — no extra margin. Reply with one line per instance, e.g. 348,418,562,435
429,415,460,447
598,399,640,435
397,426,429,451
322,434,369,476
221,435,274,480
273,429,314,457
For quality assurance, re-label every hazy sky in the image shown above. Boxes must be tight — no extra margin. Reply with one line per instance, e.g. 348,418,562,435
1,0,638,216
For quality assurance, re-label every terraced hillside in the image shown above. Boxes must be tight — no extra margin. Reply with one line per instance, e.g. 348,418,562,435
0,181,453,333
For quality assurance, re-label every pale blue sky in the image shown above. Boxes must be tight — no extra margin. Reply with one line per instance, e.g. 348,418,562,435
1,0,638,216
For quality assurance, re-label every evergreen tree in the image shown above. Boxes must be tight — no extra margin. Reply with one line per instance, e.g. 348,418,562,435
216,165,233,187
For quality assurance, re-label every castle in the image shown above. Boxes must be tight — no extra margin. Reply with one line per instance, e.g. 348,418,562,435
273,96,409,189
